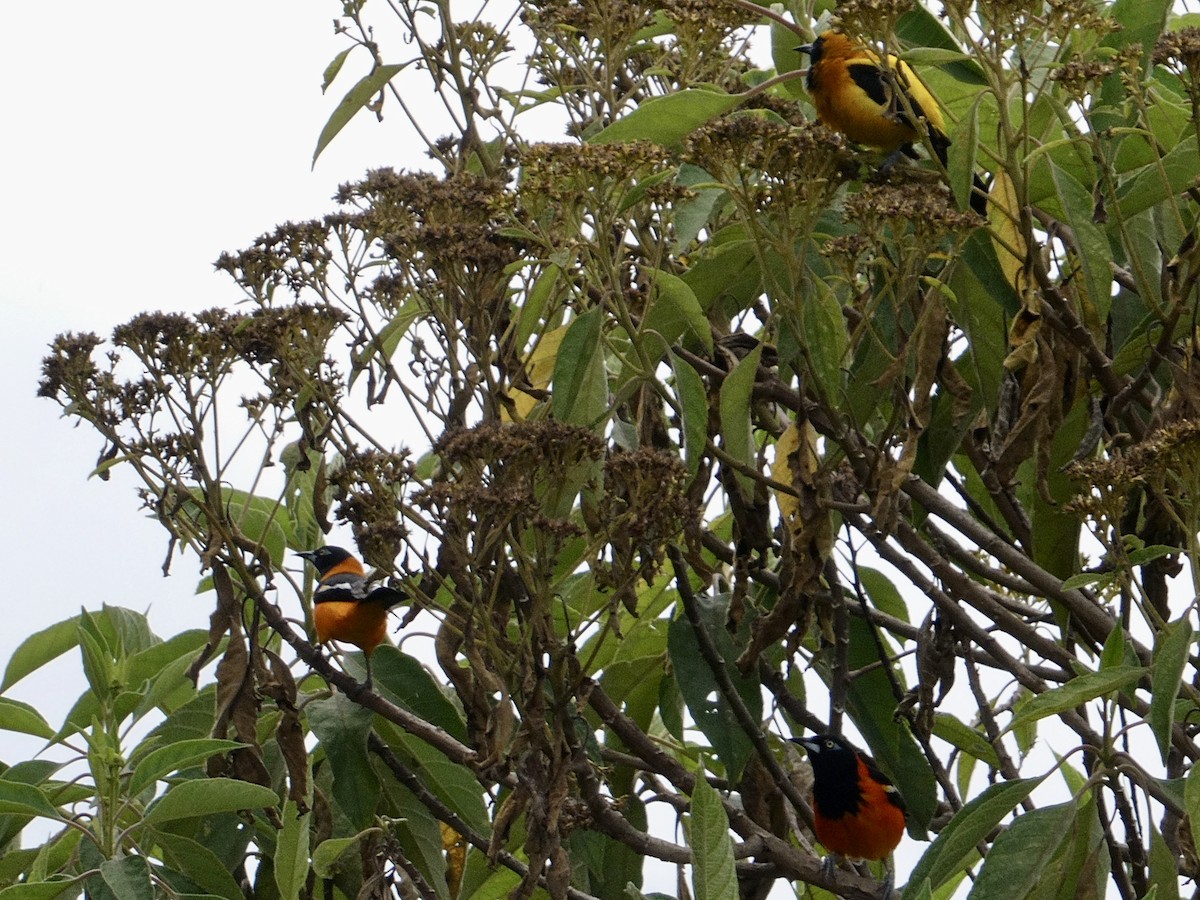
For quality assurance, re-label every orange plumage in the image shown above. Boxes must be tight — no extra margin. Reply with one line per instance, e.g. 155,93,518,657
796,734,907,862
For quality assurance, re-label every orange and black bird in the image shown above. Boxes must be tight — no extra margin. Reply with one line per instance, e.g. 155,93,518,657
298,546,406,689
799,30,987,215
794,734,907,893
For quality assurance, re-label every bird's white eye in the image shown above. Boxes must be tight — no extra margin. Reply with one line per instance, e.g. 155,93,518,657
824,739,835,749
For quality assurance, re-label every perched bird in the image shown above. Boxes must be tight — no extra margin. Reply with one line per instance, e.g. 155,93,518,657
799,30,987,215
793,734,907,894
297,546,406,688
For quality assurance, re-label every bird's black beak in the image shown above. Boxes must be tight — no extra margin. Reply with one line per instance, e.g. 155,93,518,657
791,736,819,754
796,43,813,55
296,550,315,561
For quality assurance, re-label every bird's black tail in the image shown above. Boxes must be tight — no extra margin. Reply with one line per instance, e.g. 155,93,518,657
929,132,988,216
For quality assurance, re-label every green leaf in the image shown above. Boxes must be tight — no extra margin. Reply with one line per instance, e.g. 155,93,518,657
312,831,378,878
671,350,708,475
77,620,114,702
378,780,450,898
1150,617,1193,762
1187,763,1200,864
1,616,81,692
1147,823,1181,900
641,270,712,354
948,93,981,211
222,489,293,567
514,263,561,351
1048,161,1112,322
1063,571,1114,591
907,777,1043,894
967,801,1079,900
0,878,88,900
274,800,311,900
552,307,608,427
1100,618,1131,671
1005,667,1146,735
931,714,999,768
590,89,740,148
128,739,245,796
321,47,354,93
689,763,737,900
0,697,54,739
0,780,64,822
1127,544,1180,566
313,63,406,165
803,277,848,398
308,693,377,829
769,19,807,99
152,832,245,900
372,647,468,742
667,599,760,782
145,777,278,823
349,297,423,386
99,856,153,900
718,344,762,497
101,605,158,656
858,566,910,623
673,164,726,250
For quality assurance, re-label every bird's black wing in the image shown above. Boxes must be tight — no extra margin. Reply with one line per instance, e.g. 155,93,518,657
846,61,929,129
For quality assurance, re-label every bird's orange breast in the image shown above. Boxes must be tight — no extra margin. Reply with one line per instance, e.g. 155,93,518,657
811,758,906,861
313,600,389,655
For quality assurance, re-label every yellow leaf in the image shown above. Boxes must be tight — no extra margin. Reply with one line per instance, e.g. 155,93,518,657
505,325,568,421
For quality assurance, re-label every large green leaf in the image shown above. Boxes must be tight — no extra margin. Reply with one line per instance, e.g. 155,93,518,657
667,597,760,781
0,878,88,900
641,270,712,355
99,856,153,900
377,780,449,899
1005,667,1146,734
906,777,1044,894
0,616,80,692
966,800,1078,900
374,721,490,834
371,647,468,743
590,89,740,148
0,698,54,739
802,277,848,399
1147,823,1181,900
1048,161,1112,322
128,739,245,797
145,778,278,824
833,616,937,832
0,780,63,823
671,350,708,475
152,832,245,900
552,306,608,427
718,344,762,497
308,693,377,829
1150,617,1194,762
274,800,310,900
313,64,407,164
688,763,737,900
